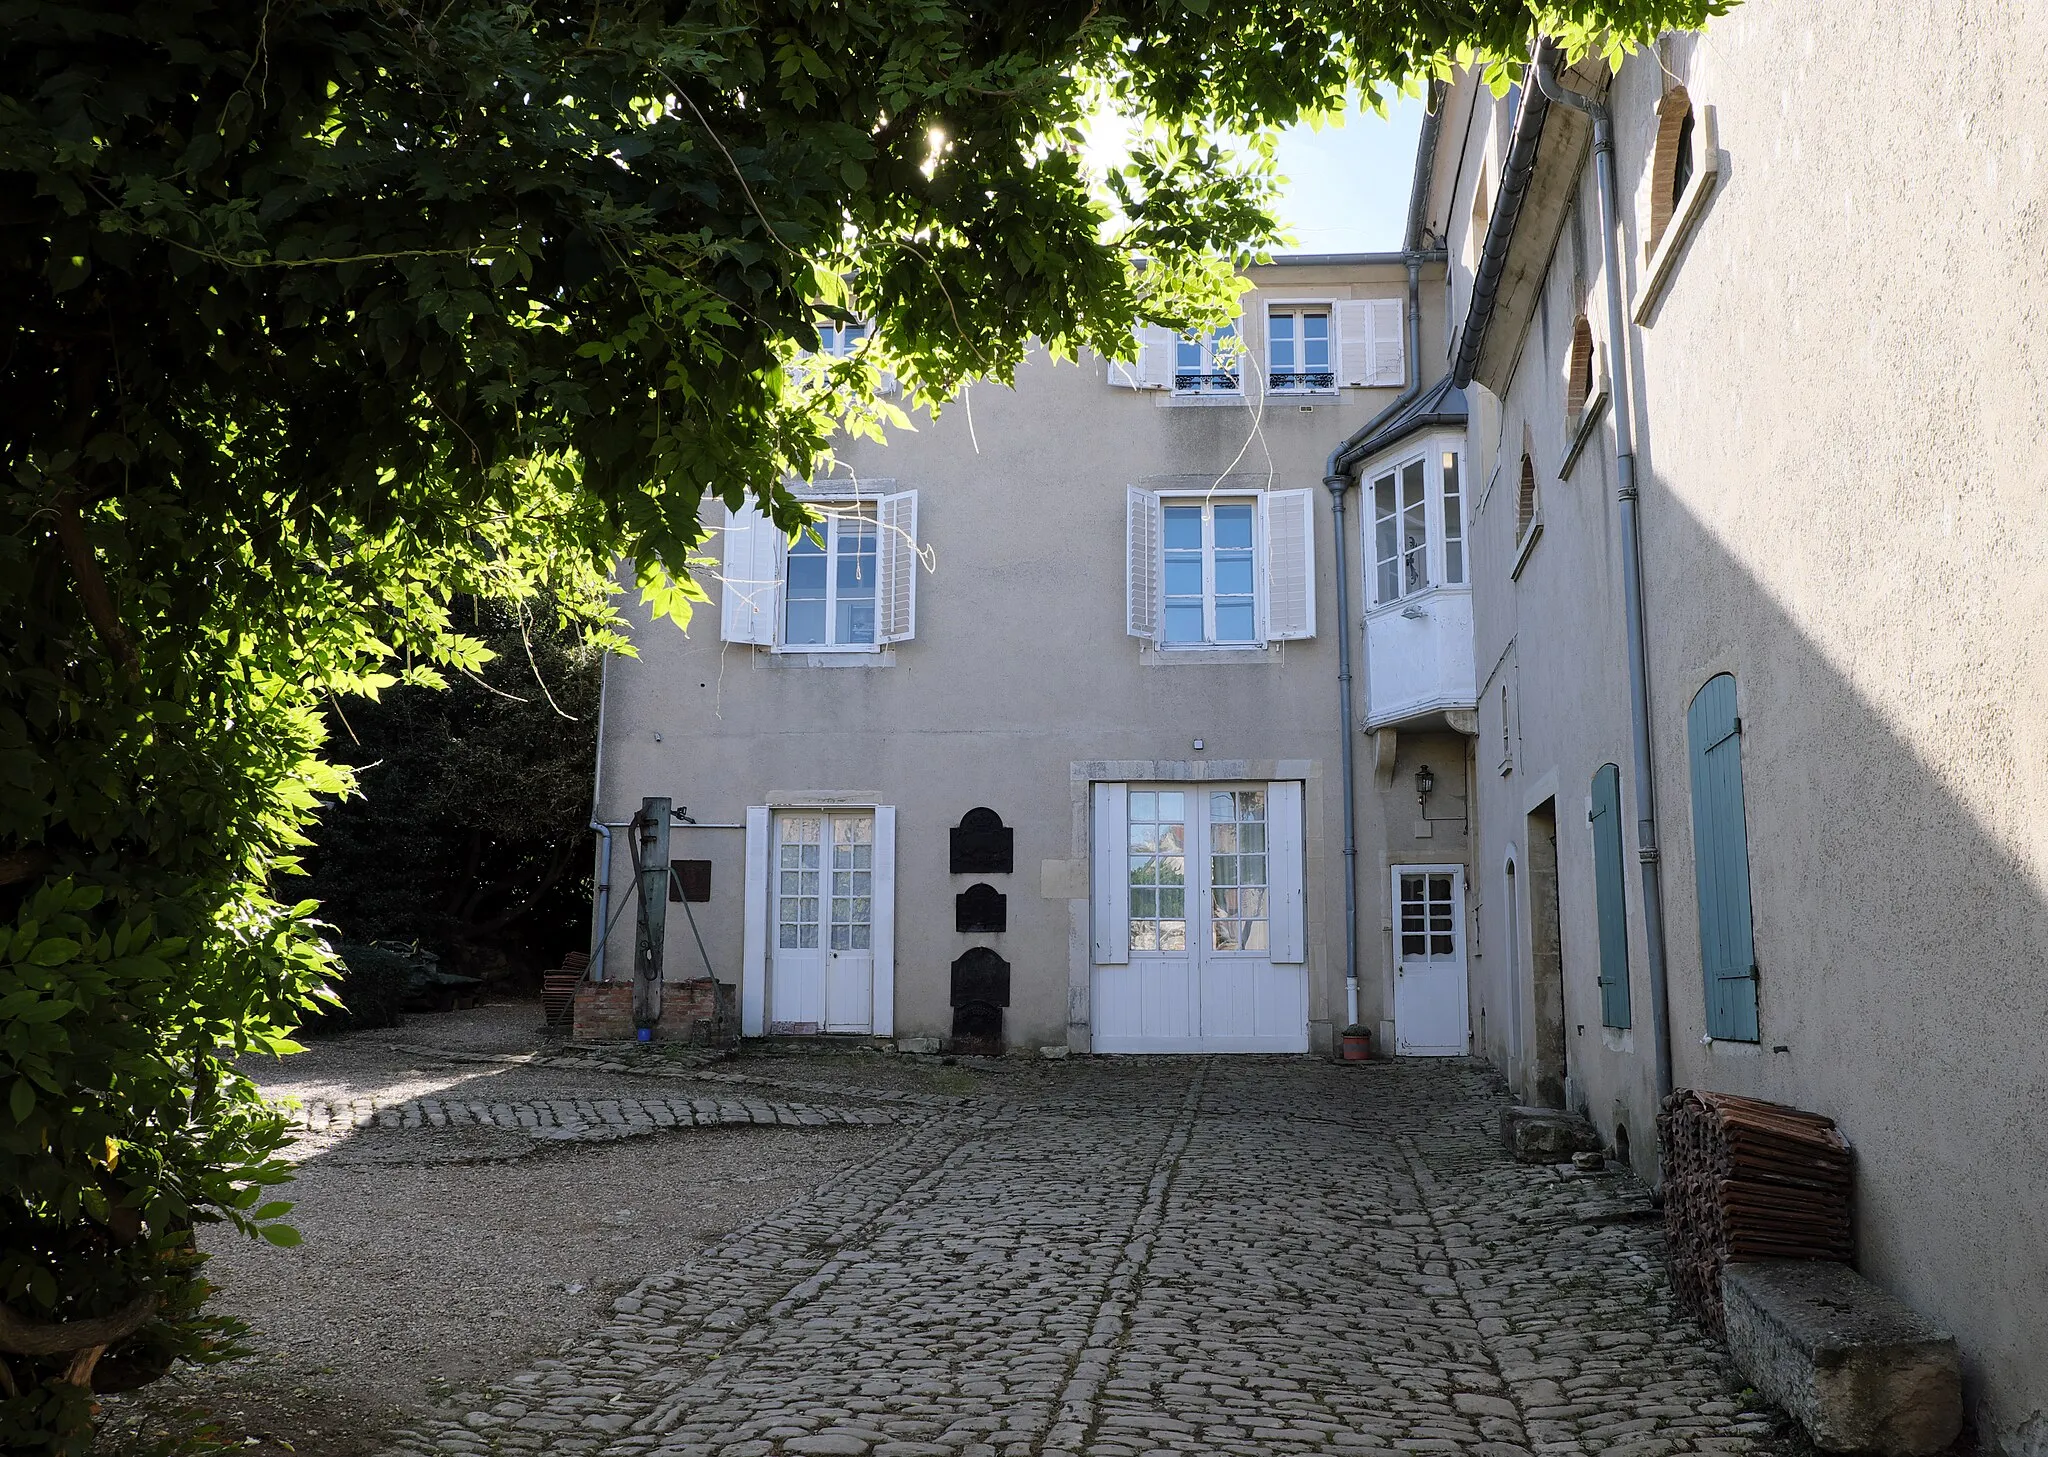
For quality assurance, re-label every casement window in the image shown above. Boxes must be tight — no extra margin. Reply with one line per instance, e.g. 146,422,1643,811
815,321,869,356
1174,324,1242,394
720,493,920,650
1266,308,1332,392
1126,488,1316,646
1368,449,1465,607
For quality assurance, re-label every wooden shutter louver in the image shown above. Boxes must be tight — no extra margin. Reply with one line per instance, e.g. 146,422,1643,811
1590,764,1632,1029
1126,487,1161,639
1687,674,1761,1042
1259,489,1317,640
1091,783,1130,965
875,489,919,643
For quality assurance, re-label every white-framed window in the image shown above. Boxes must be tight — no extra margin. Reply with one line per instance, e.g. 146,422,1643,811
814,320,870,357
1174,324,1242,395
1267,307,1333,392
1163,500,1258,645
1369,448,1466,607
719,492,920,649
784,507,879,648
1126,488,1316,647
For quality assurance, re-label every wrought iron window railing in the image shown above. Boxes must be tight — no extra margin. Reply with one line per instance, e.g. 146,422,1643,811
1174,370,1242,394
1268,369,1336,392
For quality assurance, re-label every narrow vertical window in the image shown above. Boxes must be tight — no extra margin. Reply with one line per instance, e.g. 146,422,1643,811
1127,790,1188,952
1161,501,1258,645
783,509,878,648
1400,459,1428,594
1441,452,1465,585
1374,472,1401,603
1267,308,1332,391
1174,324,1240,394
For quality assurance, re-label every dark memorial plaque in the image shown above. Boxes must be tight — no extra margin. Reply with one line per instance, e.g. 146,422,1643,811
949,807,1014,875
956,882,1007,933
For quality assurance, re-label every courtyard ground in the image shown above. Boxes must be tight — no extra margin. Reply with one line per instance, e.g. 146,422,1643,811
97,1002,1791,1457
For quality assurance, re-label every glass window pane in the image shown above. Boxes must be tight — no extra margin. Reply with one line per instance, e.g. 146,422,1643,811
1241,854,1266,887
1177,335,1203,371
1159,921,1186,951
1212,823,1239,853
1215,602,1254,642
1303,313,1330,376
1239,789,1264,817
1131,921,1158,951
1129,822,1156,852
1129,854,1155,885
1163,506,1203,550
1131,887,1157,918
1130,791,1156,820
1164,604,1204,643
1214,505,1254,549
1244,921,1268,952
784,599,826,645
1159,887,1184,918
1239,824,1265,853
1157,823,1184,853
1214,557,1254,597
1164,558,1204,597
1159,792,1185,820
1431,934,1454,956
1213,856,1238,889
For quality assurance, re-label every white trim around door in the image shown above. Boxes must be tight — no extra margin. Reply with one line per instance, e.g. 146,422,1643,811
740,803,896,1037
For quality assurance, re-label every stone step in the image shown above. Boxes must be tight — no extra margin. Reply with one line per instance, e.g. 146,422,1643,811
1722,1259,1962,1456
1500,1105,1603,1163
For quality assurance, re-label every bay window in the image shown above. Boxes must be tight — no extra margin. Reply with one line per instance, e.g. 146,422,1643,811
1369,449,1466,607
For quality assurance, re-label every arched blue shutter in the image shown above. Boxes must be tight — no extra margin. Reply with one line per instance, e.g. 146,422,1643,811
1589,764,1631,1029
1687,674,1760,1041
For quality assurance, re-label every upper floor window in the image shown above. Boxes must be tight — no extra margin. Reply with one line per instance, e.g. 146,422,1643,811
719,492,921,651
1174,324,1241,394
815,320,870,357
1126,488,1316,646
785,508,878,647
1369,448,1466,607
1566,316,1595,420
1163,501,1257,644
1649,88,1696,253
1267,308,1333,392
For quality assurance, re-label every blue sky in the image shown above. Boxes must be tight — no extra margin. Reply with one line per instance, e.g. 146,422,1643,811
1269,93,1425,254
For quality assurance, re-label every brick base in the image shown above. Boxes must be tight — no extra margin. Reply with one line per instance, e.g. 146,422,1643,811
572,978,738,1046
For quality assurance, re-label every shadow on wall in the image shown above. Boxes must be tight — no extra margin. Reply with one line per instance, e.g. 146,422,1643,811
1515,482,2047,1444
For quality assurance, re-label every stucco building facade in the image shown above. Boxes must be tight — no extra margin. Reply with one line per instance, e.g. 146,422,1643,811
594,253,1478,1062
1421,3,2048,1448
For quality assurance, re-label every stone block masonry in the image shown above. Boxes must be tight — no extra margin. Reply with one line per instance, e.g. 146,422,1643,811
1723,1259,1962,1456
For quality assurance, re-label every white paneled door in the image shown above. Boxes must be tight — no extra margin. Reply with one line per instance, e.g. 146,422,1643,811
1092,783,1308,1053
1392,866,1469,1055
770,810,875,1034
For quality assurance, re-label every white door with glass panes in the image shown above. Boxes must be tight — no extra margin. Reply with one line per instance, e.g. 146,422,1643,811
1392,866,1469,1056
770,811,876,1034
1091,783,1307,1053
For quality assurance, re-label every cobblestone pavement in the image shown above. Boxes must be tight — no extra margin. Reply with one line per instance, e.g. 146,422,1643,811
383,1057,1785,1457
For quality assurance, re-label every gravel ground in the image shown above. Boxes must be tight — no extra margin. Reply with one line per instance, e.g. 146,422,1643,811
92,1003,911,1456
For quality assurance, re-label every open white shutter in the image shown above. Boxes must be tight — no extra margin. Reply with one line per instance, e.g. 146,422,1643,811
1091,782,1130,965
719,501,782,645
871,806,896,1036
1109,325,1176,389
876,489,919,643
1267,781,1305,964
1260,488,1317,641
740,806,771,1035
1126,487,1161,640
1371,298,1406,386
1236,304,1264,391
1336,300,1373,387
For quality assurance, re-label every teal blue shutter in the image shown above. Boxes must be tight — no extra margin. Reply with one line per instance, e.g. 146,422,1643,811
1589,764,1632,1028
1687,674,1760,1041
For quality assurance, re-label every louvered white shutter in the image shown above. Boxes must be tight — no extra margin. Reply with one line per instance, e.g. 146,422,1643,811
1109,325,1176,389
1091,782,1130,965
1371,298,1406,386
1336,300,1373,387
1126,487,1161,640
1260,488,1317,641
1236,304,1264,391
1266,781,1306,964
719,501,782,645
870,806,897,1035
875,489,919,643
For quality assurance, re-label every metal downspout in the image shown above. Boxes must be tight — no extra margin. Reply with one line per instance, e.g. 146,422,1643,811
1531,47,1676,1101
1325,254,1431,1029
587,652,613,981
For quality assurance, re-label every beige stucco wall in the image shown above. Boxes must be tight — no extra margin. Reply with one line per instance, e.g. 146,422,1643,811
1437,3,2048,1446
597,258,1454,1055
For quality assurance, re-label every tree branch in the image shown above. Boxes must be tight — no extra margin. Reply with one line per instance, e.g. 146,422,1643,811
0,1294,155,1357
51,493,139,679
0,848,52,887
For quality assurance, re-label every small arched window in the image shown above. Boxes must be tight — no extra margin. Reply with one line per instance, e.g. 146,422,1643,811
1649,87,1696,251
1517,454,1540,539
1566,316,1595,420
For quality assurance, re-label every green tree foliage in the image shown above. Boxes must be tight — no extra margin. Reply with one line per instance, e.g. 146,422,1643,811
308,597,602,981
0,0,1725,1445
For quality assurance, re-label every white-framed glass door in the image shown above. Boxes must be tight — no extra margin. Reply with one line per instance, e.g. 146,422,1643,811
771,810,875,1034
1392,865,1469,1055
1095,784,1307,1052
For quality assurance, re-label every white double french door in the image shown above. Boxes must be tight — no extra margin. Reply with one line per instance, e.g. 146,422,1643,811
1392,866,1469,1055
1092,782,1308,1053
770,810,875,1034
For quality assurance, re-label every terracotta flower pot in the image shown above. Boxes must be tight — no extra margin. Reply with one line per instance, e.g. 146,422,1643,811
1341,1031,1372,1062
